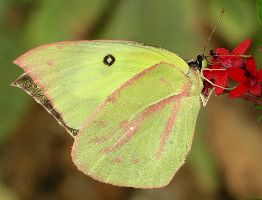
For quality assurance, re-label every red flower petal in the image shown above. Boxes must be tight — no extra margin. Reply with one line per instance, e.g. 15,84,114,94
203,70,213,80
209,65,224,70
229,83,249,98
231,39,251,55
215,48,230,55
231,58,243,68
228,67,247,83
248,84,261,96
257,69,262,83
214,71,228,95
214,48,230,65
246,58,257,77
202,81,214,96
202,67,228,95
203,65,224,79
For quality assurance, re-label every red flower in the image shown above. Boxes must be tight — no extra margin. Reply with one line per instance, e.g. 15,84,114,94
211,39,251,68
228,58,262,98
202,65,228,95
202,39,252,96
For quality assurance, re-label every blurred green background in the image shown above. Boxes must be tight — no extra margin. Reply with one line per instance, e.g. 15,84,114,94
0,0,262,199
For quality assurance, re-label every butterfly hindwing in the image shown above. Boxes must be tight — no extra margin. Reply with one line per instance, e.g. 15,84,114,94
72,63,201,188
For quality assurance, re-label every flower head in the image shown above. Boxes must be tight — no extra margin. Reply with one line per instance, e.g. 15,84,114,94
211,39,251,68
228,58,262,98
202,39,252,96
202,65,228,95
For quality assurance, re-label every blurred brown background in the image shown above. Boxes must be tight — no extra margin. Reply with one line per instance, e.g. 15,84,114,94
0,0,262,200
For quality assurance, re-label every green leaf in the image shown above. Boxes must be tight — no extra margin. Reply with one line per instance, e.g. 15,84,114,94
255,105,262,109
24,0,111,45
258,0,262,25
0,19,29,141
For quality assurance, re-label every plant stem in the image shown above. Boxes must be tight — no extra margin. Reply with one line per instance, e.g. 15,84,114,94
240,94,262,106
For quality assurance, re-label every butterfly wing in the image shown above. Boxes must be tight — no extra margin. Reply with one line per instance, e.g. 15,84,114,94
12,41,189,136
72,63,202,188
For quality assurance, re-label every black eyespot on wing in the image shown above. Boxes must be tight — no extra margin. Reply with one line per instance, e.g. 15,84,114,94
103,54,115,66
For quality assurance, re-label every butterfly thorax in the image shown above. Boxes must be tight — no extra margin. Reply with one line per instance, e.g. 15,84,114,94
187,66,203,96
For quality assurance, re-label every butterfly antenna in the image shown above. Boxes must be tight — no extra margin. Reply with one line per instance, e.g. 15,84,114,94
202,8,225,55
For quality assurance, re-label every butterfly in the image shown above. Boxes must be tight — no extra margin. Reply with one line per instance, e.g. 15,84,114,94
12,40,207,188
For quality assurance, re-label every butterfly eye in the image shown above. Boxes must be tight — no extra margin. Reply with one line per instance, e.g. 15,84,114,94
103,54,115,66
197,55,203,63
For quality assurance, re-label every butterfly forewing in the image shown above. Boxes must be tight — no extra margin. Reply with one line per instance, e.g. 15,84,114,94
13,41,189,136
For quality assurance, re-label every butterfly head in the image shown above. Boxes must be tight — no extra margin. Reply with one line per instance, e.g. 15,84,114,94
187,55,208,71
188,8,225,72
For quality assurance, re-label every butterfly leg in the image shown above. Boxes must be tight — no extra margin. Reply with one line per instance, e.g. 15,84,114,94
200,87,215,107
